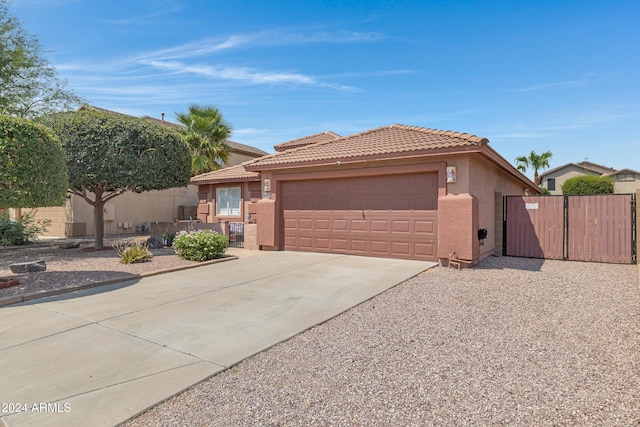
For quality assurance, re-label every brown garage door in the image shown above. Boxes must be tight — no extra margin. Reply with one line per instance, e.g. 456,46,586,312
282,173,438,261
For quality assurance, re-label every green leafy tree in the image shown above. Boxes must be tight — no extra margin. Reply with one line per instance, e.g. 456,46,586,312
175,104,232,175
0,115,68,208
0,0,83,118
38,109,191,248
562,175,614,195
515,150,553,186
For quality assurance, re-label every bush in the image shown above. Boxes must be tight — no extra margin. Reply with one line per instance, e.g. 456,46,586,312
172,230,227,261
0,211,50,246
114,241,153,264
562,175,614,195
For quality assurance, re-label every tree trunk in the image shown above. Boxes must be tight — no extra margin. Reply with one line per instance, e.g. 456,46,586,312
93,189,105,248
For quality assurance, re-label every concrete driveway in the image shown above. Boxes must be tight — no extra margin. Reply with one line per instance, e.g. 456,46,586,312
0,251,435,427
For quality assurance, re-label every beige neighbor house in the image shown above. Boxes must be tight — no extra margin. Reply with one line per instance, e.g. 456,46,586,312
191,125,540,265
17,108,268,238
539,161,640,195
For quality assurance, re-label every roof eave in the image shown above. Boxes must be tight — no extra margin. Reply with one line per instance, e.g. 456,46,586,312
190,175,261,185
479,145,540,194
245,145,484,172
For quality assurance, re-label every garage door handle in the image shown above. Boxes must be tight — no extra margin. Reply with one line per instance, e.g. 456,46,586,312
362,210,365,219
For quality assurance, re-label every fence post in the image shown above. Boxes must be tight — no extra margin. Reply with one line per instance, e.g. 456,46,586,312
631,188,640,268
494,192,503,256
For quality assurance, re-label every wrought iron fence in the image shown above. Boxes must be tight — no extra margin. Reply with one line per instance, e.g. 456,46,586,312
228,222,245,248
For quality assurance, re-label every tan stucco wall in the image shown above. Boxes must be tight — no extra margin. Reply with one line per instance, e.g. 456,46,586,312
540,166,601,195
67,185,198,237
613,177,640,194
225,152,262,167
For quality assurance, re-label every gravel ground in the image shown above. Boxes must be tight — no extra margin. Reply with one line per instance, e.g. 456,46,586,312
0,238,206,304
125,256,640,427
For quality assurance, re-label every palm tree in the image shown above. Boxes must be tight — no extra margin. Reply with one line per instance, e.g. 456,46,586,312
515,150,553,186
175,104,232,175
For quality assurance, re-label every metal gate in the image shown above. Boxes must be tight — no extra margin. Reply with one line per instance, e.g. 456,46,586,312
228,222,245,248
504,194,636,264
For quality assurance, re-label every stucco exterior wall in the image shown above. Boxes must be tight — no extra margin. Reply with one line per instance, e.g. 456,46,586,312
65,185,198,237
225,152,262,167
465,155,529,259
198,150,536,261
612,175,640,194
540,166,601,195
195,181,260,225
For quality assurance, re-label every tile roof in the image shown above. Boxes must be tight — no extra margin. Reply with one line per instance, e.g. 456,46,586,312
273,131,341,152
249,124,488,169
190,162,261,184
607,168,640,176
81,106,268,157
576,161,618,175
540,161,619,179
226,140,269,156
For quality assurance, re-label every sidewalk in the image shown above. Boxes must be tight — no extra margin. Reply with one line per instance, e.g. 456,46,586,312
0,251,435,427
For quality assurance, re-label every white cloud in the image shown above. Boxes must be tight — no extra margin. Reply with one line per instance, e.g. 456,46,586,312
134,30,385,62
139,59,355,90
514,79,588,92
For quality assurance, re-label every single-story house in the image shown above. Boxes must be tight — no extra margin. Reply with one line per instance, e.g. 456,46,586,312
15,107,268,237
540,161,640,195
192,124,540,264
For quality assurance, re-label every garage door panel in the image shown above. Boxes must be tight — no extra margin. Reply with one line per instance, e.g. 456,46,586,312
371,220,388,232
392,242,411,256
282,173,438,261
415,243,436,257
415,220,435,234
371,241,389,254
298,237,313,249
351,220,367,231
333,219,348,231
392,220,410,233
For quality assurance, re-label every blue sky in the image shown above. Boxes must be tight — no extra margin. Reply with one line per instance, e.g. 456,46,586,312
11,0,640,177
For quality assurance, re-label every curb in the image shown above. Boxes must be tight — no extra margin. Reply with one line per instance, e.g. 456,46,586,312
0,255,238,308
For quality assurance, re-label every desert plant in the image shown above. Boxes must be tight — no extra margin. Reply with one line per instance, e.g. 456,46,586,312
114,241,153,264
172,229,227,261
0,211,50,246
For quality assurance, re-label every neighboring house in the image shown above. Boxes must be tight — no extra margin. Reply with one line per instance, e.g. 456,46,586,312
191,124,539,264
18,106,268,238
540,161,640,195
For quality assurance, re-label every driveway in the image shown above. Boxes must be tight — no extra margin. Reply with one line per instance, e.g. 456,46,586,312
128,256,640,426
0,251,435,427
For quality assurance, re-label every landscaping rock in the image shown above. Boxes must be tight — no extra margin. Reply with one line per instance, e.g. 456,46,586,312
9,260,47,273
0,277,20,289
145,237,164,249
59,241,81,249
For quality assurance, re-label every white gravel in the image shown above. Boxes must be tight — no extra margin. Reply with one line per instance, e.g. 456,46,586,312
124,256,640,426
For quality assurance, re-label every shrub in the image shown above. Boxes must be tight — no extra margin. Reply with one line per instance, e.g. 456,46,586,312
0,211,50,246
172,230,227,261
114,241,153,264
562,175,614,195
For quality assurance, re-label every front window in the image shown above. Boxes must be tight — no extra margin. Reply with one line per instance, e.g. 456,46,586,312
216,187,241,216
547,178,556,191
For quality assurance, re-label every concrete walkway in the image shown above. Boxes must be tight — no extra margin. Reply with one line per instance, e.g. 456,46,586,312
0,251,435,427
